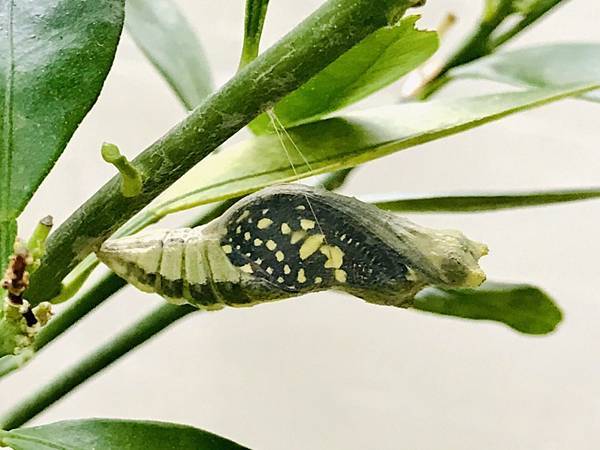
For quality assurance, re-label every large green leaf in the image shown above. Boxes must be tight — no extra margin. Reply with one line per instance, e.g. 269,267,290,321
364,187,600,213
0,218,15,276
126,0,213,110
0,419,250,450
413,282,562,335
249,15,438,133
452,43,600,102
138,84,595,225
0,0,125,223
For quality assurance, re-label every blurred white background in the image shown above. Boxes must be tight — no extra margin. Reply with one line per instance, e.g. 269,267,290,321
2,1,600,449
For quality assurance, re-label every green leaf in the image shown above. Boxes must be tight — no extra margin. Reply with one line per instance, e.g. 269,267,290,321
126,0,213,110
0,0,125,225
413,282,562,335
0,419,250,450
0,218,16,275
249,16,438,133
452,43,600,102
140,84,596,223
364,187,600,213
239,0,271,69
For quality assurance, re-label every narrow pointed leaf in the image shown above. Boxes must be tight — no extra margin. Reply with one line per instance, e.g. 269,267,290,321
363,187,600,213
413,282,563,335
126,0,213,110
452,43,600,102
0,419,250,450
239,0,271,69
250,16,438,133
0,0,125,225
143,85,596,222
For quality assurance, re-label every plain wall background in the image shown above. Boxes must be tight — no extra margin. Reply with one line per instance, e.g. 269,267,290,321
2,1,600,449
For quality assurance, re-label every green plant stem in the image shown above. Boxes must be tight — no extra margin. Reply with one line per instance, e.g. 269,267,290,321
490,0,567,47
26,0,418,306
418,0,568,99
438,0,513,75
0,303,197,430
417,1,512,99
33,274,127,351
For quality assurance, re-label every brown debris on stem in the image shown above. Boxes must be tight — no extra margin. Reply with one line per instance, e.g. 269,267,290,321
2,240,54,328
2,241,32,307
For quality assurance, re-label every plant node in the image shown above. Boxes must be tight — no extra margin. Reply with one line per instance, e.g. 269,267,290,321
0,240,55,358
101,142,144,198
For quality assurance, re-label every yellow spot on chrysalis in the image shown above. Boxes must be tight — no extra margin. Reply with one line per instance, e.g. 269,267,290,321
291,230,307,244
297,268,307,283
299,234,325,260
257,218,273,229
244,232,251,241
221,244,233,254
281,223,291,235
254,238,263,246
276,251,285,262
300,219,315,230
405,267,419,282
266,240,277,251
277,276,284,283
266,267,274,274
315,277,323,284
284,264,291,274
236,210,250,223
334,269,347,283
240,264,253,273
320,245,344,269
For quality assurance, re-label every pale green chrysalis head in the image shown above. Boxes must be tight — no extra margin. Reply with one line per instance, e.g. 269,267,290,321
386,216,488,289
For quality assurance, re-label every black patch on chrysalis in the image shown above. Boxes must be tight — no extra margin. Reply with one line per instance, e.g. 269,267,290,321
220,189,409,294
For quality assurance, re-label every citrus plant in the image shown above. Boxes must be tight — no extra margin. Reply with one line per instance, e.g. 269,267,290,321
0,0,598,448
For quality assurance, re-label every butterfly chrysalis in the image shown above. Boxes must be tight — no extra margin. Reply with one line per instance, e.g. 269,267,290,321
98,184,488,310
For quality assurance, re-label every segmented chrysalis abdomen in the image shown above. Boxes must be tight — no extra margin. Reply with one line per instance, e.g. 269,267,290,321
98,184,488,309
